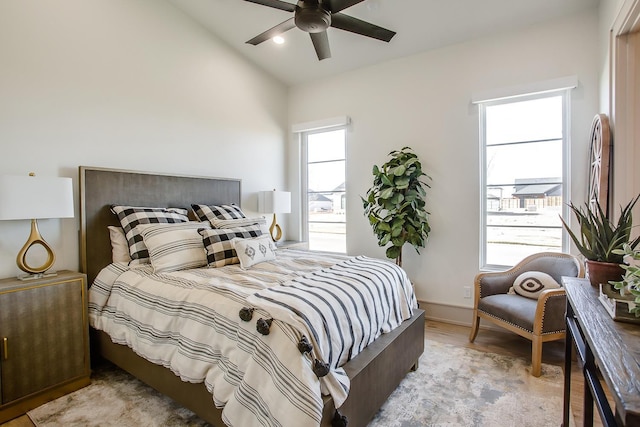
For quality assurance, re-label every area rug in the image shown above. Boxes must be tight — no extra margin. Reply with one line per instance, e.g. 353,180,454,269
369,339,567,427
27,339,567,427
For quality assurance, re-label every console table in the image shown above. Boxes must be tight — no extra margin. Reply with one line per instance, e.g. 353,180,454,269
563,277,640,426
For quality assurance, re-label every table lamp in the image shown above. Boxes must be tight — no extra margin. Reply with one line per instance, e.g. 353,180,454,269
0,173,74,280
258,190,291,242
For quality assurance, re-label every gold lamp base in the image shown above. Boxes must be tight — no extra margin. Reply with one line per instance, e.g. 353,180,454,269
16,218,57,280
269,213,283,242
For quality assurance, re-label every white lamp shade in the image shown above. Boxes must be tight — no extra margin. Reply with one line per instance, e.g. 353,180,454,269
0,175,74,220
258,190,291,214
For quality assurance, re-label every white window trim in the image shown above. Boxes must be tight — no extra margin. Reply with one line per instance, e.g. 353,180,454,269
293,120,349,251
478,88,573,270
472,76,577,104
291,116,350,133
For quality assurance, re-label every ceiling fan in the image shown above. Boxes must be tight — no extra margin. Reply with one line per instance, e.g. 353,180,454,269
244,0,396,61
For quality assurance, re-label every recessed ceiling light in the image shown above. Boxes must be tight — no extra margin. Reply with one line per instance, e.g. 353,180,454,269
273,36,285,45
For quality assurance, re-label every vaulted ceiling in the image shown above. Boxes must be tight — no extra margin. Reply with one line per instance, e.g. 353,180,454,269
168,0,600,86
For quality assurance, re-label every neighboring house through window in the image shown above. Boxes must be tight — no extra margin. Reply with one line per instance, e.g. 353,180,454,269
476,79,575,268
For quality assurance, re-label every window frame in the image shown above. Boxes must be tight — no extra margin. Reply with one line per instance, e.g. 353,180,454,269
300,125,348,253
478,90,572,269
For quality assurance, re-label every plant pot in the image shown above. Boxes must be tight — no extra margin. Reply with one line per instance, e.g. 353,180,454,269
585,260,625,287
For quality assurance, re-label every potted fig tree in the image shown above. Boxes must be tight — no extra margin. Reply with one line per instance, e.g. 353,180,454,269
362,147,431,267
560,195,640,288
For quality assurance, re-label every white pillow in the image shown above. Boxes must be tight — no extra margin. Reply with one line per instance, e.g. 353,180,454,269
511,271,561,299
137,222,211,273
232,235,277,269
108,226,131,263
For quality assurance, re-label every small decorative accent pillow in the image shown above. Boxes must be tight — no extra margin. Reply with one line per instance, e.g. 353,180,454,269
232,236,277,269
199,225,262,268
110,205,189,265
511,271,561,299
192,204,246,222
137,222,211,273
107,226,131,264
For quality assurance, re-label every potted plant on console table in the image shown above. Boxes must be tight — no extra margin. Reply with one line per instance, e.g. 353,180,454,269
610,243,640,318
560,195,640,290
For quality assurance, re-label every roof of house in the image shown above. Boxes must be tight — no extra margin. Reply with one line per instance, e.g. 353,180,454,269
512,183,562,197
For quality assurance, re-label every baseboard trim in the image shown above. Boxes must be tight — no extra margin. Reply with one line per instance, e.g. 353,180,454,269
417,299,502,332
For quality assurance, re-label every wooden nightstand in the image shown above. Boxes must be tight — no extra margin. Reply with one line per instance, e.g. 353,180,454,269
0,270,91,423
276,240,308,250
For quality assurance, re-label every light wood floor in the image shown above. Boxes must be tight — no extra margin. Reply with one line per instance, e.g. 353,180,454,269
2,320,608,427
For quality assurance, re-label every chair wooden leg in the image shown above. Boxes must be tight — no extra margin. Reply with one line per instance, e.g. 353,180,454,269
469,310,480,343
531,335,542,377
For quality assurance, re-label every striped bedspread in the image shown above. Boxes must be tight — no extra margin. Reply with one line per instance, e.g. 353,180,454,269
88,250,416,427
247,255,416,408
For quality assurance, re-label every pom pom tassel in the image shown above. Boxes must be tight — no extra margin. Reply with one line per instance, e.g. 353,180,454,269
239,307,254,322
298,336,313,354
313,358,330,377
256,318,273,335
332,410,348,427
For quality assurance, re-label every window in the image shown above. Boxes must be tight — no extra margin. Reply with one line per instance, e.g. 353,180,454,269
479,92,570,268
301,128,346,253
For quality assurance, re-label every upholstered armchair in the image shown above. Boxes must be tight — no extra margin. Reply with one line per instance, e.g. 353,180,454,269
469,252,584,377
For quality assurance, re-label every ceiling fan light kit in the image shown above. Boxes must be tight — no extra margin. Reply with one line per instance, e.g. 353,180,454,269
245,0,395,60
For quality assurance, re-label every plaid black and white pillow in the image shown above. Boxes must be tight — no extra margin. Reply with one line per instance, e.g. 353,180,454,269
192,204,246,223
199,225,262,268
110,205,189,265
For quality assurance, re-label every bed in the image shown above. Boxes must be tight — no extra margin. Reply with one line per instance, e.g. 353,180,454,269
79,166,425,427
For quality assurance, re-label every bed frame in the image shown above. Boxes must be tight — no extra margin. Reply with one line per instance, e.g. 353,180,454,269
79,166,425,427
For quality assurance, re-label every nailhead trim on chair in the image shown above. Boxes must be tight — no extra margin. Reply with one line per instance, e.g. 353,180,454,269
478,309,564,335
539,293,566,334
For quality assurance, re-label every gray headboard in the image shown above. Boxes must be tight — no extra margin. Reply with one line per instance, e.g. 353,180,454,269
79,166,241,285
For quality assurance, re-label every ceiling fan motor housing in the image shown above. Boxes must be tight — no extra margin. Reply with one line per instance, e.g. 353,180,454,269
295,1,331,33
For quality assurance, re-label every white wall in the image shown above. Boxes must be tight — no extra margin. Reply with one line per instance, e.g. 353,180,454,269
0,0,288,278
288,9,600,309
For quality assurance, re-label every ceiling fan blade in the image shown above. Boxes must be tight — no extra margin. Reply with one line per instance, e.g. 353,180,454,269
310,31,331,60
323,0,365,13
246,18,296,45
244,0,296,13
330,12,396,42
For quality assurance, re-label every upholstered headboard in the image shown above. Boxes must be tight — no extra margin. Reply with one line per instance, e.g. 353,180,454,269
79,166,241,285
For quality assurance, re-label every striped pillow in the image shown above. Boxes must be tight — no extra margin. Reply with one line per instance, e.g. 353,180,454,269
110,205,189,265
210,217,267,228
192,204,246,222
210,217,269,236
137,222,211,273
199,225,262,268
